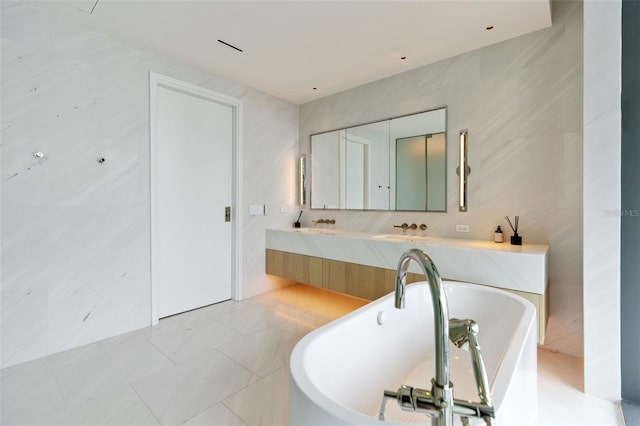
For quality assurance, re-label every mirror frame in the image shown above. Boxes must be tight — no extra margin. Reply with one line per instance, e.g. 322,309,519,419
308,106,447,212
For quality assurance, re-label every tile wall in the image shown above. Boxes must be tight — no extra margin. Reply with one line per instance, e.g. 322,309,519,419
1,0,299,368
299,1,584,357
582,0,621,401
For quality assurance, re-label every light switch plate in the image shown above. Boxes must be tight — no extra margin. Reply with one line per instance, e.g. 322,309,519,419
249,204,265,215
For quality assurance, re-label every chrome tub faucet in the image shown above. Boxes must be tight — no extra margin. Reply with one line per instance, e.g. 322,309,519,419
380,249,495,426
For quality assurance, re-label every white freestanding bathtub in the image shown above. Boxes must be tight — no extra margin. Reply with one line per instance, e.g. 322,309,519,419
290,281,537,425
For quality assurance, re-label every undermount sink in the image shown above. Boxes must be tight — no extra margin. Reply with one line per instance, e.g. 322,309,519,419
374,233,430,243
294,227,338,235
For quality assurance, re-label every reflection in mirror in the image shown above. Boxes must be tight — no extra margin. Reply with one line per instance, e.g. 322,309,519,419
395,133,446,211
396,135,426,210
310,107,446,211
346,121,389,210
427,134,446,211
310,130,342,209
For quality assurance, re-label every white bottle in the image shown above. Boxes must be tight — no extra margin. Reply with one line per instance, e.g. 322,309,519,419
494,226,504,243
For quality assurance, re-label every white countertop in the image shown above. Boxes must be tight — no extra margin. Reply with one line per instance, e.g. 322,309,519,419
266,227,549,294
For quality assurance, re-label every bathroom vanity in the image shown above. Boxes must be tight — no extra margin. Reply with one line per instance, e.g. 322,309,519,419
265,227,549,344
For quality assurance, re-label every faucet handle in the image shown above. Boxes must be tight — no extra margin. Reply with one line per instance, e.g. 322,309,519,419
409,223,418,230
394,223,409,230
420,224,428,231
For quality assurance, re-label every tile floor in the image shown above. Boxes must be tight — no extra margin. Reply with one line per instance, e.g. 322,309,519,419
0,284,626,426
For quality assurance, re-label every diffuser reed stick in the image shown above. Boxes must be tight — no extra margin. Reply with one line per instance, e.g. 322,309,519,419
505,216,516,233
505,215,522,245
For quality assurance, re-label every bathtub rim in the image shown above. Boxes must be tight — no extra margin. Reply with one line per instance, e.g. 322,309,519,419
289,280,537,425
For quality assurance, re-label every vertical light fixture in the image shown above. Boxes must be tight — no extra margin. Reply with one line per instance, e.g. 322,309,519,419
299,154,307,207
459,130,468,212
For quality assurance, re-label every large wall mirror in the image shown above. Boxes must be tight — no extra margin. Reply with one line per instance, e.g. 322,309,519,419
310,107,446,211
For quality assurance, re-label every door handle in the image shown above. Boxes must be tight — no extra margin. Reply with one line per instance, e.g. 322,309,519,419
225,206,231,222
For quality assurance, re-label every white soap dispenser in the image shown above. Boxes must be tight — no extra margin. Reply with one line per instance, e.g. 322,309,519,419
494,226,504,243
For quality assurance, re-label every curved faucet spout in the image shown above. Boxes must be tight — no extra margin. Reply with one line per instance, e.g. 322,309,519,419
394,249,452,425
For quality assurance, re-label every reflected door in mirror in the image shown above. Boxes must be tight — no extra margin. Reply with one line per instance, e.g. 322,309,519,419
310,107,446,211
394,133,445,211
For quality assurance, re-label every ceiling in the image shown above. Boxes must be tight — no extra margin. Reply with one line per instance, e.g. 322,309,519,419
31,0,552,105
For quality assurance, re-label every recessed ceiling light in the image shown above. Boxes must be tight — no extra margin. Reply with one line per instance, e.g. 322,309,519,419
485,25,494,31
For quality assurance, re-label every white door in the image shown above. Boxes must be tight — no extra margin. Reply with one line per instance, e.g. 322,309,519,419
153,83,233,319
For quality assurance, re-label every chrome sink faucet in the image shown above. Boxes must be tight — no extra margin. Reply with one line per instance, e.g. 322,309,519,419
380,249,495,426
313,218,335,225
393,223,410,231
393,223,428,232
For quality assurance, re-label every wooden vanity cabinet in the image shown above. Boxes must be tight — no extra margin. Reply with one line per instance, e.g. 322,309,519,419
265,248,548,344
265,249,323,287
267,249,432,300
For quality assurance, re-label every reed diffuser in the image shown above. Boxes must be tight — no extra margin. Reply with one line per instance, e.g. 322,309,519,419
505,215,522,245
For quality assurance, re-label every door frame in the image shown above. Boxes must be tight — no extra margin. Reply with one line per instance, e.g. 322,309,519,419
149,71,243,325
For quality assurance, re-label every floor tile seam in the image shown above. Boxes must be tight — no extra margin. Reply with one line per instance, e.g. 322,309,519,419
160,318,250,361
50,371,93,410
158,328,248,365
153,318,241,350
147,333,181,367
179,402,246,426
272,309,325,330
215,307,279,336
172,310,237,329
220,344,264,378
96,322,164,353
219,401,250,426
215,347,265,382
271,323,303,343
235,298,310,316
157,347,227,371
0,371,67,424
220,322,269,338
267,298,315,314
230,299,268,312
220,367,289,426
224,315,289,339
232,365,287,396
55,371,150,414
127,349,244,424
270,303,316,322
235,323,302,345
217,325,284,359
171,314,230,332
273,321,307,339
206,317,248,345
42,342,108,375
128,381,164,426
169,300,236,324
49,368,72,411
